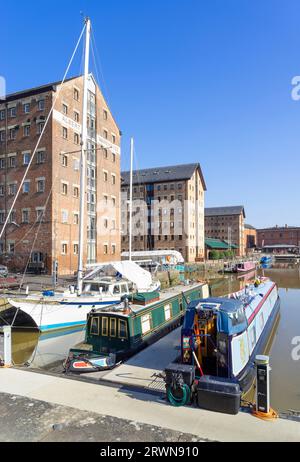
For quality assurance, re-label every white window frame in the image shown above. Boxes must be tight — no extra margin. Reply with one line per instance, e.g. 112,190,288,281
141,314,152,335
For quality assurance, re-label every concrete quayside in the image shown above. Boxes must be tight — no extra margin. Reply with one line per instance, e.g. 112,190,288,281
0,367,299,442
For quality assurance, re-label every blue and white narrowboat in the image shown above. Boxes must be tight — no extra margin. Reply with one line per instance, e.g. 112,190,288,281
165,277,280,414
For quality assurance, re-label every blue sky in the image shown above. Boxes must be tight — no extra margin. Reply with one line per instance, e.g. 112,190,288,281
2,0,300,228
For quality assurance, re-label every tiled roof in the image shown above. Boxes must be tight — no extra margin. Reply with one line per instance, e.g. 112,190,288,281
245,223,256,230
121,163,207,189
205,205,245,218
2,76,78,102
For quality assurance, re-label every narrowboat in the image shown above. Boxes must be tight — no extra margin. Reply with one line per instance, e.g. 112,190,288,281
235,261,256,273
223,263,237,273
164,277,280,414
64,282,210,373
260,256,272,264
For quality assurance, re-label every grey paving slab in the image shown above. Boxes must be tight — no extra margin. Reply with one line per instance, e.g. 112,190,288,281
101,327,181,388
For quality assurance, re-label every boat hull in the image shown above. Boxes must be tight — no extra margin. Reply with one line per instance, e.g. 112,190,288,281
5,296,121,332
236,296,280,392
236,263,256,273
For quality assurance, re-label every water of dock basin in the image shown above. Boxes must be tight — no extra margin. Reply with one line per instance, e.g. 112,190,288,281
9,264,300,413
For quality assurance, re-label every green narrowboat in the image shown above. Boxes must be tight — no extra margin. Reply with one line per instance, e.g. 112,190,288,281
64,282,210,373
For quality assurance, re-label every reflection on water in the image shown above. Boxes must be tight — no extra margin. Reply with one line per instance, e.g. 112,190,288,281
11,326,85,371
8,263,300,412
11,328,39,366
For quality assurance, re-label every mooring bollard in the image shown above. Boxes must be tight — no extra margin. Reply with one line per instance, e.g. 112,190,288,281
1,326,12,367
252,355,278,420
255,355,270,413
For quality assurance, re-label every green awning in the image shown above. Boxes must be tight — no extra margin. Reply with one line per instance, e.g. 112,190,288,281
205,238,238,249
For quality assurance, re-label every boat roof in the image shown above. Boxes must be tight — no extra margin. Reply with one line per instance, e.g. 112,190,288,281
84,261,154,292
188,297,243,314
84,277,128,284
90,282,207,317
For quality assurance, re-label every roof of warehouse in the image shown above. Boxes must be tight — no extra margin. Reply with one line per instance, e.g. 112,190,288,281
121,163,207,190
1,76,77,102
205,205,245,218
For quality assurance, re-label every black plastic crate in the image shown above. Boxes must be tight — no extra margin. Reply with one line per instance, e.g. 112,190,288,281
197,375,241,415
165,363,195,387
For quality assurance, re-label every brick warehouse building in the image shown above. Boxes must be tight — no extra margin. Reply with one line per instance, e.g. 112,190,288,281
257,225,300,249
121,163,207,262
244,224,257,253
205,205,246,257
0,74,121,275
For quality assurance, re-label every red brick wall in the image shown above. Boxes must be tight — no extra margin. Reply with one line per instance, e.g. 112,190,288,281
257,227,300,247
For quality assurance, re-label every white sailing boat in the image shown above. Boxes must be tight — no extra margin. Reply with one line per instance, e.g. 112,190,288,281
0,18,159,332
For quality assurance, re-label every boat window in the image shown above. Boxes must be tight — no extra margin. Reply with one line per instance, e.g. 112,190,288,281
120,284,127,294
228,308,246,327
98,284,109,293
83,284,91,292
90,317,99,335
250,326,256,349
110,318,117,337
89,284,102,292
164,304,172,321
84,283,108,293
113,285,120,294
141,313,152,335
118,319,128,339
102,317,108,336
259,312,264,330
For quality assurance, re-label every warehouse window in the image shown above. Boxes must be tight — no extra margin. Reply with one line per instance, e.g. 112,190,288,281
36,151,46,164
38,100,45,111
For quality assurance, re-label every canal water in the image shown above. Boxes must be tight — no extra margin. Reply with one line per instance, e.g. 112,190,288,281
7,263,300,413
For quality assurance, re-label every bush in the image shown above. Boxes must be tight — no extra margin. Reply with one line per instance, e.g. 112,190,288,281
210,250,220,260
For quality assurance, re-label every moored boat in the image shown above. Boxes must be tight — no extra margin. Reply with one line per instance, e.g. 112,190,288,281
235,261,256,273
0,261,160,332
64,281,210,373
164,277,280,414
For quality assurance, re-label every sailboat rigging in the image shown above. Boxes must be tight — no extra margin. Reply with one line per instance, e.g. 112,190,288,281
0,18,159,333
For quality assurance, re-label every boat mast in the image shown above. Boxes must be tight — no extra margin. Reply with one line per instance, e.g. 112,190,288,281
129,137,134,261
77,17,91,294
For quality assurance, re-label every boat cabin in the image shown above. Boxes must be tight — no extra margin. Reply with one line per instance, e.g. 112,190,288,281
70,283,209,362
82,277,132,297
181,298,248,378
